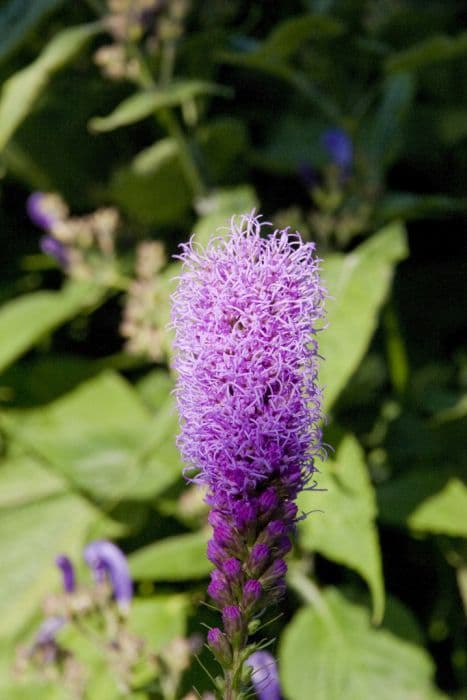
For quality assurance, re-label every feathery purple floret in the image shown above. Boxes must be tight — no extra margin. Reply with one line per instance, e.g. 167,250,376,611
172,212,326,508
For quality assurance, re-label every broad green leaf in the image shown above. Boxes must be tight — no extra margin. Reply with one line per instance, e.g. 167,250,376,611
193,186,258,246
386,33,467,73
320,222,408,410
377,469,450,528
0,0,65,63
136,369,174,412
299,434,384,621
0,354,99,407
109,139,191,226
89,81,229,133
408,478,467,537
130,594,190,651
129,529,211,581
0,282,103,374
0,22,101,151
280,588,445,700
0,493,97,637
0,450,66,508
6,371,181,502
0,683,68,700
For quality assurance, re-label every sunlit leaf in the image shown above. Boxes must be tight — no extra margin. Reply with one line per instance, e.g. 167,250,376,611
408,478,467,537
0,22,101,151
320,222,408,410
280,588,446,700
0,282,103,375
129,530,211,581
89,81,230,133
299,434,384,621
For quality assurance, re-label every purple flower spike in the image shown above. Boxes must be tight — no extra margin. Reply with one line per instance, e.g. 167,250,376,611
246,651,281,700
172,212,326,691
84,540,133,611
321,127,353,172
56,554,75,593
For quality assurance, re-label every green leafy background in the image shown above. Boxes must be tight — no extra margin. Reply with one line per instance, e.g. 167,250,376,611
0,1,465,698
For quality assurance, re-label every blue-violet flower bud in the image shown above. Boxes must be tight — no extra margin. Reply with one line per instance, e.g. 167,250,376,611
246,650,281,700
84,540,133,611
55,554,75,593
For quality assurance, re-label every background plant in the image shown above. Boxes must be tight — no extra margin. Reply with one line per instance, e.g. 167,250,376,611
0,1,465,698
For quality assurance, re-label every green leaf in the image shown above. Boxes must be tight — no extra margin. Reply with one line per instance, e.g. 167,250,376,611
0,493,98,638
377,469,450,528
362,73,415,172
129,594,190,651
5,371,181,502
0,22,101,151
377,192,467,222
298,434,384,621
89,81,229,133
320,222,408,411
255,14,344,61
386,33,467,73
0,282,103,375
136,369,174,412
408,478,467,537
0,450,66,508
129,529,211,581
193,186,258,246
109,138,191,226
280,588,445,700
0,0,65,63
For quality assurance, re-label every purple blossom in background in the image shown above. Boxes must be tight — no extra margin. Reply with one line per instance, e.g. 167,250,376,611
172,213,326,692
35,616,66,646
27,192,60,231
84,540,133,611
321,127,353,172
40,235,69,266
246,651,282,700
56,554,75,593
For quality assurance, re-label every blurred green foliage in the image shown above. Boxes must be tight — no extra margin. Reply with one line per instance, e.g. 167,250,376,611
0,0,465,698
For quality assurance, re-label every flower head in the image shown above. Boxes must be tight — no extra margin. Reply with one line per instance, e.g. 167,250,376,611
172,213,326,510
83,540,133,611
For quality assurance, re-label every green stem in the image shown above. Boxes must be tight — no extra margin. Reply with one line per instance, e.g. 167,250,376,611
159,108,206,199
129,43,207,199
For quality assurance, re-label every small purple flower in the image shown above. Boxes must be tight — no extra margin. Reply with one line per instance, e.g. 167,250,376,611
84,540,133,611
56,554,75,593
321,127,353,172
35,616,66,646
40,235,69,266
246,651,281,700
26,192,66,231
